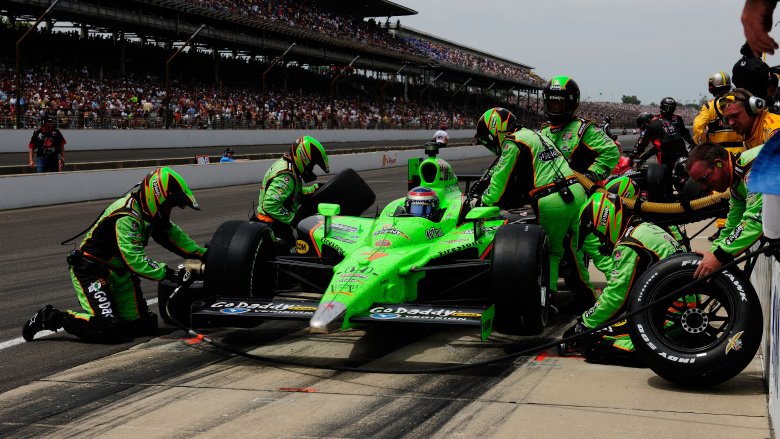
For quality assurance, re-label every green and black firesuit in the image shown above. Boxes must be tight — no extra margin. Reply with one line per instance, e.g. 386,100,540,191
710,145,764,263
256,156,318,244
480,128,593,299
66,193,205,341
580,221,684,360
541,117,620,181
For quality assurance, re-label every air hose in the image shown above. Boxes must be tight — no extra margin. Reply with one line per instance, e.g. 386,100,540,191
167,242,777,374
572,170,729,214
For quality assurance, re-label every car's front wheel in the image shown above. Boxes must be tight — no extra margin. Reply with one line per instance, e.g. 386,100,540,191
490,223,550,335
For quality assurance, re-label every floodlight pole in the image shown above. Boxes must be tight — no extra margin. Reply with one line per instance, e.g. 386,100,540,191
331,55,360,97
420,71,443,102
16,0,61,128
262,42,296,97
165,24,206,98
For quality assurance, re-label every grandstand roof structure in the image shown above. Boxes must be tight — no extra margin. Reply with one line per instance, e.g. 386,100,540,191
3,0,541,92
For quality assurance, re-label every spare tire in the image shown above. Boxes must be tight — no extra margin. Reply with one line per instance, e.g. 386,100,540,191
204,221,276,297
627,253,762,386
490,223,550,335
297,168,376,219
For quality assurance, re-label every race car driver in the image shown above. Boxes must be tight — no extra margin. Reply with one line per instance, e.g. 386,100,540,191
474,107,594,309
540,75,620,182
686,142,765,280
22,167,206,342
256,135,329,247
562,192,684,365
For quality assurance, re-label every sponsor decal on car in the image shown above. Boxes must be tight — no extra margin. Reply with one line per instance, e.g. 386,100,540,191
331,223,358,233
370,313,401,320
375,239,392,247
425,228,444,240
373,227,410,240
370,306,459,317
725,331,744,354
295,240,310,254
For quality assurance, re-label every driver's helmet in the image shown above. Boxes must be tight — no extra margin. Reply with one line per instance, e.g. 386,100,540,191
660,97,677,116
404,186,439,219
138,167,200,222
543,75,580,125
708,71,732,96
605,176,639,200
290,135,329,183
578,192,625,252
475,107,519,155
636,112,653,129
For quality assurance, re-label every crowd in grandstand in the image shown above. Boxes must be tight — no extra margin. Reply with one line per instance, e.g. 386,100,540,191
185,0,543,85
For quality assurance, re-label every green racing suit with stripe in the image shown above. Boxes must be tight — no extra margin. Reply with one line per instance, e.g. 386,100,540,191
256,156,318,244
710,146,764,264
479,127,593,300
579,220,684,362
62,192,206,341
541,117,620,181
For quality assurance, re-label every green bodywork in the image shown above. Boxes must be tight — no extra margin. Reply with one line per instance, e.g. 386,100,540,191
307,155,504,338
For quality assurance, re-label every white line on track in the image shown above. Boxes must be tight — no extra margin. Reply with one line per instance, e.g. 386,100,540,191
0,298,159,351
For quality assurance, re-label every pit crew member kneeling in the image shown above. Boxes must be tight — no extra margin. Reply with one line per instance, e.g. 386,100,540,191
22,167,206,342
561,192,684,365
686,142,764,279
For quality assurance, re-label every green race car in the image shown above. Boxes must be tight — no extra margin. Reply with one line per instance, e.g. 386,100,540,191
163,143,551,339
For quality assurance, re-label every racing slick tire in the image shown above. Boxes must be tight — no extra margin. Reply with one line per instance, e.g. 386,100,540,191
491,223,551,335
627,253,763,386
204,221,276,297
158,280,208,327
297,168,376,219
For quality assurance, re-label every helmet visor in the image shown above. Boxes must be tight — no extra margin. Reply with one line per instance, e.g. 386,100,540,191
408,202,433,218
545,96,570,115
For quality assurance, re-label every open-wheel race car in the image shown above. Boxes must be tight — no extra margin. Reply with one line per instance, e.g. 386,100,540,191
160,142,551,339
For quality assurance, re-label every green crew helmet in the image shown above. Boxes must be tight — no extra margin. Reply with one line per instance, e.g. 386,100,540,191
578,192,625,252
291,135,329,183
475,107,519,155
605,176,640,200
138,167,199,221
543,75,580,124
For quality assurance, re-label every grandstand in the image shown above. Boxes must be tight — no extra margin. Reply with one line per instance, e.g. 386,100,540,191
2,0,686,132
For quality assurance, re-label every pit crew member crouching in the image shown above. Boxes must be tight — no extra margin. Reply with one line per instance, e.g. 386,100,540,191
22,167,206,342
562,192,684,365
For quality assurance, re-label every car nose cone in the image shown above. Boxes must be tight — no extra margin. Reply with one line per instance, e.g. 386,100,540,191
309,301,347,334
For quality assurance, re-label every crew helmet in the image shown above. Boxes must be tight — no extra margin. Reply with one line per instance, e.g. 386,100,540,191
708,71,732,96
223,147,235,157
603,116,612,124
543,75,581,124
578,192,625,252
636,112,653,129
475,107,519,155
404,186,439,219
605,176,639,200
138,167,199,222
660,97,677,116
290,135,329,183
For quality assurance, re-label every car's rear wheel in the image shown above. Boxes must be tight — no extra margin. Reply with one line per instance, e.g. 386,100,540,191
204,221,276,297
490,223,550,335
627,253,763,386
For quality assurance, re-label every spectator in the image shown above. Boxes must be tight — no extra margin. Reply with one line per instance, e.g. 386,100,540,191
220,147,236,163
432,125,448,145
28,114,66,173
